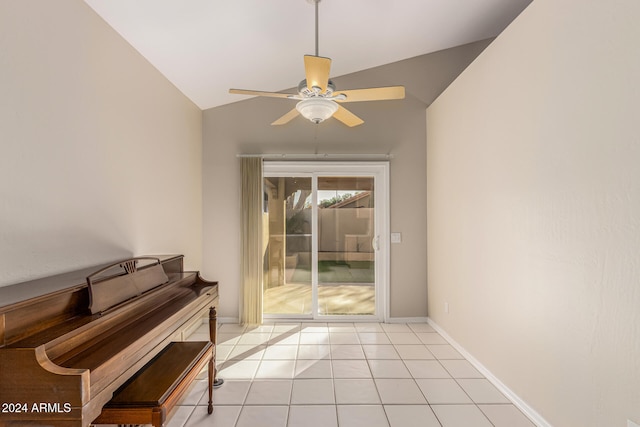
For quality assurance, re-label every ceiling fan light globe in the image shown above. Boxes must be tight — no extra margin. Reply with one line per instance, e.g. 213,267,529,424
296,98,338,124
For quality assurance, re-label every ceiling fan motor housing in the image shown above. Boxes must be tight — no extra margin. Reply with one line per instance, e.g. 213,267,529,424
298,79,335,97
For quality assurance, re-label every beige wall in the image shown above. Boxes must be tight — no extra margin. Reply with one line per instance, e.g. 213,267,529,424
202,40,491,320
0,0,203,287
427,0,640,425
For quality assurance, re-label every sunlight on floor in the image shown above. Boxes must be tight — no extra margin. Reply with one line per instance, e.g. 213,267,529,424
263,284,375,315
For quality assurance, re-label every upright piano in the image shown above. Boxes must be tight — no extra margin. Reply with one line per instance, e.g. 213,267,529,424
0,255,218,427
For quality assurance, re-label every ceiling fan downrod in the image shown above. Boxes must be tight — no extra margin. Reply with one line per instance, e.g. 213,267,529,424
308,0,321,57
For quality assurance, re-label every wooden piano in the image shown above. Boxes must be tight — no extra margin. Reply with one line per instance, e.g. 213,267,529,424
0,255,219,427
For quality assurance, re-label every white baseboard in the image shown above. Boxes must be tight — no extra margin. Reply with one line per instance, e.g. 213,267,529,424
217,317,240,324
427,318,552,427
387,316,430,323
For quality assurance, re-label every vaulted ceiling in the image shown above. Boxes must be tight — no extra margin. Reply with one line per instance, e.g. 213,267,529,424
84,0,532,110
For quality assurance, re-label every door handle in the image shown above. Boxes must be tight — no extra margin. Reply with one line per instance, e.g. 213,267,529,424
372,235,380,251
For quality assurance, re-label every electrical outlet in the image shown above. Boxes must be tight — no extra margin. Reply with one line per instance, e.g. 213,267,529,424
444,302,449,314
628,420,640,427
390,232,402,244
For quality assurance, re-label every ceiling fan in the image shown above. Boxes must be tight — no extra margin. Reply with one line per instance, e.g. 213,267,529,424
229,0,405,127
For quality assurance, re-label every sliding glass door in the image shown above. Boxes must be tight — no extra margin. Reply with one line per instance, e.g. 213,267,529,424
263,162,388,320
317,176,375,315
263,175,313,315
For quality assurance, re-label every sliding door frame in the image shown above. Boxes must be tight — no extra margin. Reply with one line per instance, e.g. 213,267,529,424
263,161,390,322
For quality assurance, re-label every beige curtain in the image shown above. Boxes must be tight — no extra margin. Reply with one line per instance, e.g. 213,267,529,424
240,157,263,325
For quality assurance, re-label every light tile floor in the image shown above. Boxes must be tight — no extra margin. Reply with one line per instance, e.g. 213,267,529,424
117,322,538,427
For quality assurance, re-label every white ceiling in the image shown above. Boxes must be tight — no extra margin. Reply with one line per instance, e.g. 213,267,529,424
84,0,532,110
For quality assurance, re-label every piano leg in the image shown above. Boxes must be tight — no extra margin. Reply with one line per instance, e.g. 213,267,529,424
206,307,215,413
207,358,214,414
209,307,224,388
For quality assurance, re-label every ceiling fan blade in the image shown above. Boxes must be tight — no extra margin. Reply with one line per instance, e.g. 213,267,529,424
271,108,300,126
229,88,295,99
335,86,405,102
333,105,364,127
304,55,331,93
